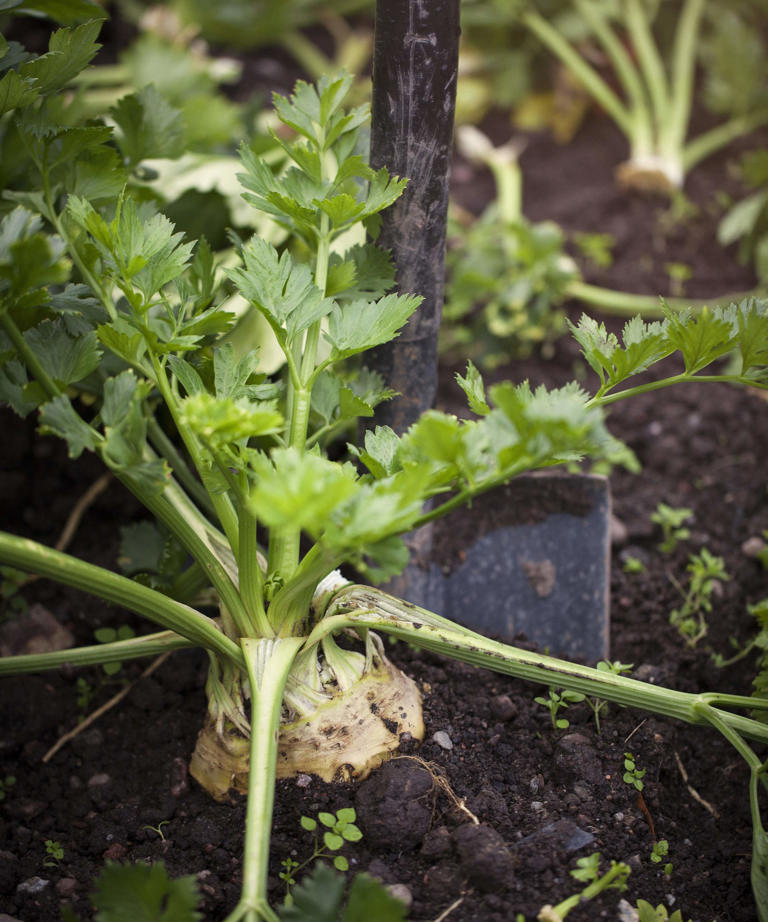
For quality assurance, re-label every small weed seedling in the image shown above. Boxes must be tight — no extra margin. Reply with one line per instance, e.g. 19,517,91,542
650,838,673,876
94,625,136,676
142,821,170,842
664,262,693,298
572,231,615,269
622,555,646,574
651,503,693,553
669,548,729,646
635,900,692,922
623,752,646,791
535,687,585,729
537,851,631,920
587,661,633,733
0,775,16,800
280,808,363,903
43,839,64,868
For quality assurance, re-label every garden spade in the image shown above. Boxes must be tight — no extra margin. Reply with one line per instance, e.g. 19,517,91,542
366,0,611,661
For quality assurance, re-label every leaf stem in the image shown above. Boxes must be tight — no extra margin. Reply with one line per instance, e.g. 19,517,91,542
0,531,242,668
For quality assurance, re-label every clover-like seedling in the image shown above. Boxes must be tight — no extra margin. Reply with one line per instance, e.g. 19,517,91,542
43,839,64,867
538,851,631,919
300,807,362,872
650,839,673,876
623,752,646,791
534,686,585,729
94,625,136,676
651,503,693,553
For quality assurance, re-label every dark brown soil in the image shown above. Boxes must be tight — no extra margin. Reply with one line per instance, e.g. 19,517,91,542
2,52,768,922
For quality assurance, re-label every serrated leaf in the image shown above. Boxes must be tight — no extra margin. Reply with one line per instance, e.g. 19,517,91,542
0,69,38,115
456,361,490,415
344,872,408,922
0,359,36,416
339,385,374,420
249,447,358,535
111,85,186,166
227,238,332,345
24,319,101,387
328,244,395,302
325,292,422,359
38,394,97,457
167,355,205,396
19,20,102,96
569,313,672,388
278,862,345,922
734,298,768,373
96,321,147,368
663,304,737,374
92,860,201,922
181,392,283,448
348,426,402,479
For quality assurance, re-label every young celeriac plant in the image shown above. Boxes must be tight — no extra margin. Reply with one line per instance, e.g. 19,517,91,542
5,14,768,922
522,0,768,193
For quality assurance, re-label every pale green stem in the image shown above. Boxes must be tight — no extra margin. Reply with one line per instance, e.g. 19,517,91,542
239,509,271,637
0,532,243,669
147,417,217,519
683,108,768,173
269,214,332,581
523,10,634,138
223,637,303,922
624,0,670,139
565,279,768,317
661,0,704,165
268,543,342,637
592,373,764,407
150,353,240,555
0,631,194,674
316,586,768,745
550,860,629,917
489,160,522,226
576,0,653,158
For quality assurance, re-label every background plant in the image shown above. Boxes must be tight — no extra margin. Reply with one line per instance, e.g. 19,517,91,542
651,502,693,553
669,548,729,646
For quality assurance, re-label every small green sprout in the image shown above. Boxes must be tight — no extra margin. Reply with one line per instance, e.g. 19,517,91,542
94,624,136,676
622,555,646,574
534,687,585,729
537,851,631,920
635,900,691,922
623,752,646,791
587,661,633,733
572,231,615,268
142,820,170,842
0,775,16,800
669,548,729,647
650,839,672,875
43,839,64,867
664,261,693,297
651,503,693,553
76,677,95,714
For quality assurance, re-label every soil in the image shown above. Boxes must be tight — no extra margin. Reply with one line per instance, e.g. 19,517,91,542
2,27,768,922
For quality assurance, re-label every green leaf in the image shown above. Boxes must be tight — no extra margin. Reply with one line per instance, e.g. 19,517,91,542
180,392,283,449
344,873,408,922
13,0,104,23
718,190,768,247
0,359,36,416
24,319,101,387
663,304,737,374
348,426,402,479
323,832,343,851
167,356,205,397
325,292,422,359
277,862,345,922
118,522,165,576
111,85,186,166
327,244,395,302
38,394,97,458
92,860,201,922
299,816,317,832
456,361,490,416
249,447,359,535
19,20,102,96
227,238,333,345
0,69,38,115
569,314,671,388
733,298,768,374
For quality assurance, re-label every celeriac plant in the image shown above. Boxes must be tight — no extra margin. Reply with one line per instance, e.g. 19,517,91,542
4,14,768,922
522,0,768,193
